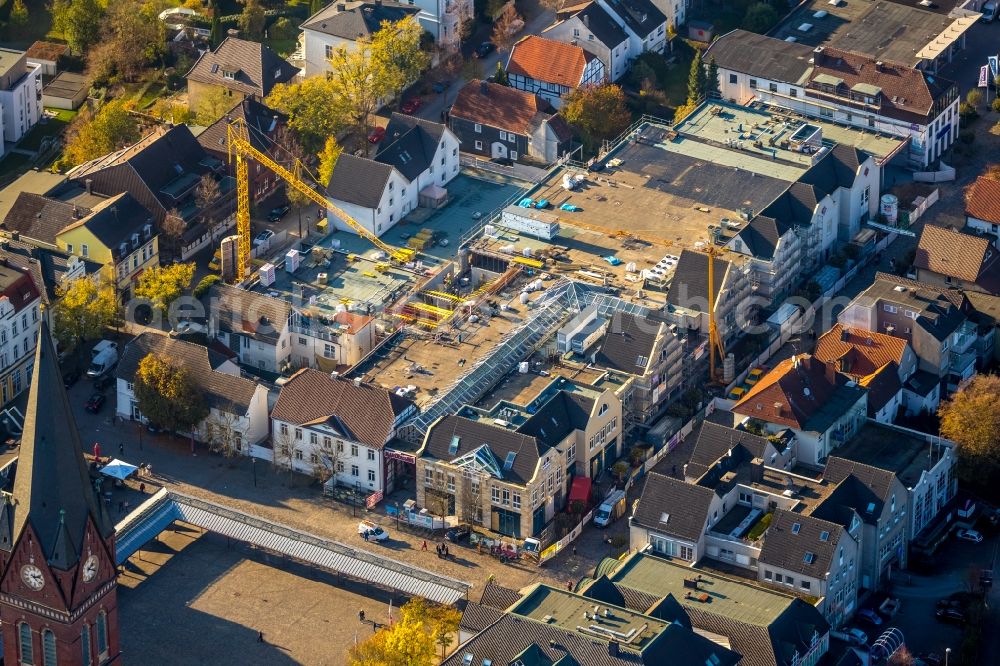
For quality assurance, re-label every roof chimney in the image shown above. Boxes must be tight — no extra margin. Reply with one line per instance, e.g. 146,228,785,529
774,402,783,417
840,327,849,342
227,28,240,38
85,178,93,195
875,60,884,71
583,13,590,27
337,2,346,9
480,80,489,95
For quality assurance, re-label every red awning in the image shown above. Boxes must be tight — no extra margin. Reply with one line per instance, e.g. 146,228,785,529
568,476,592,505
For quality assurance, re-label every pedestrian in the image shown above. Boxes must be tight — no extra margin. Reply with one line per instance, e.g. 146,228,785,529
444,544,449,557
123,500,130,513
139,483,146,494
572,545,577,557
363,531,369,542
257,631,264,643
421,540,428,551
359,610,366,622
567,581,573,591
119,442,124,457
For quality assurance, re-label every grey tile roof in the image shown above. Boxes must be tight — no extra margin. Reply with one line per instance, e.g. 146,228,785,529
270,368,413,450
197,97,286,158
185,36,298,99
734,215,792,260
813,457,898,526
602,0,666,38
422,415,545,486
0,239,84,305
210,282,292,344
376,113,447,182
459,602,505,634
0,192,89,246
687,421,771,474
666,249,730,310
799,144,866,197
301,0,419,39
479,581,522,609
857,274,968,342
117,332,259,412
325,153,393,209
704,29,813,85
571,3,628,47
631,472,714,541
58,192,155,261
3,323,114,569
758,509,844,579
761,181,821,228
594,311,660,374
517,390,594,447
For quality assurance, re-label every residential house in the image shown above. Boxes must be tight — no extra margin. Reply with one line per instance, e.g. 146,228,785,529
506,36,606,109
966,290,1000,364
758,509,861,628
446,583,741,666
542,3,630,82
705,30,960,167
597,0,668,59
448,80,572,164
604,551,831,666
269,368,416,493
116,332,270,448
914,223,1000,295
185,36,299,113
591,310,683,425
0,191,159,298
0,48,42,148
733,354,868,468
726,212,802,301
197,98,287,200
811,457,908,590
665,249,751,349
813,323,919,422
325,114,459,237
0,263,40,408
209,283,293,373
416,415,571,538
300,1,422,78
288,309,377,370
0,238,92,311
24,41,68,77
838,273,981,393
964,175,1000,247
629,471,719,564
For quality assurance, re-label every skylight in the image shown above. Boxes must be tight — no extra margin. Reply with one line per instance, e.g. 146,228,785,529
449,435,461,455
791,522,801,534
866,502,876,513
820,531,830,541
803,552,815,564
463,655,474,666
660,512,670,524
503,451,517,471
636,355,649,368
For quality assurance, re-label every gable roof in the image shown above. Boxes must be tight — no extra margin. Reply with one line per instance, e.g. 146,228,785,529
197,97,286,158
479,581,522,609
450,80,556,137
594,311,661,374
915,223,1000,287
813,323,909,381
57,192,155,260
857,361,902,415
704,29,813,85
422,415,545,486
809,47,956,124
761,181,822,228
798,143,866,196
270,368,413,449
325,153,394,209
733,215,793,260
376,113,446,182
3,324,113,569
1,192,89,246
301,0,419,39
813,457,898,526
733,354,865,432
210,283,292,344
759,509,844,579
117,332,259,412
507,36,593,88
517,389,594,447
666,249,730,310
561,3,628,47
0,238,87,306
602,0,666,38
687,421,772,478
631,472,714,542
966,175,1000,225
185,36,298,99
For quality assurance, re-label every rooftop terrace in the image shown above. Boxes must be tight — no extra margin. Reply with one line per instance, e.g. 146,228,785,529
833,421,950,488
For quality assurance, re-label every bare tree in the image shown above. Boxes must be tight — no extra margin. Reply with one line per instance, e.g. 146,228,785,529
491,2,525,55
162,207,188,258
195,173,223,237
272,428,296,474
458,470,484,527
203,405,243,457
310,438,344,488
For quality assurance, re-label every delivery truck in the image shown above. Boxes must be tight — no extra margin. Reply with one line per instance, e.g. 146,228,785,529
593,489,627,528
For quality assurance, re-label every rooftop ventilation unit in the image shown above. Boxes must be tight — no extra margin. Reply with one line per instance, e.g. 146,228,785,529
827,0,843,5
785,36,798,42
798,22,813,31
813,9,828,17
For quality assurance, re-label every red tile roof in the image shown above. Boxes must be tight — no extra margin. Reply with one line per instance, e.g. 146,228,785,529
966,176,1000,225
507,36,591,88
813,324,909,381
450,80,554,136
733,354,839,430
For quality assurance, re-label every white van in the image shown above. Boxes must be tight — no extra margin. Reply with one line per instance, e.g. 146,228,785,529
593,489,627,528
983,2,997,21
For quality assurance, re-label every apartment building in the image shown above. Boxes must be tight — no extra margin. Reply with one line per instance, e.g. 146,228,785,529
0,263,40,408
0,48,41,148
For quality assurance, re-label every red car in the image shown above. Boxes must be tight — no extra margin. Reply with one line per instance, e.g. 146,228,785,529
85,393,106,414
368,126,386,143
401,98,423,114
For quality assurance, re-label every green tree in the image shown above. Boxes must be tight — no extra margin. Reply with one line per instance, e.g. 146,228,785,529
494,61,509,85
325,40,391,146
96,0,167,83
63,100,141,167
562,84,633,151
134,354,209,433
967,89,984,107
135,263,196,312
210,11,221,48
707,57,720,98
687,48,704,104
195,86,237,125
52,277,121,351
268,77,349,153
371,17,430,106
310,0,324,14
317,136,343,186
742,2,779,33
238,0,266,39
939,374,1000,490
9,0,29,29
52,0,104,53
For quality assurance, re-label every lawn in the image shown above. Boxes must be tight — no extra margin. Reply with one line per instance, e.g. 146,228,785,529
0,152,32,184
264,37,298,58
18,109,76,152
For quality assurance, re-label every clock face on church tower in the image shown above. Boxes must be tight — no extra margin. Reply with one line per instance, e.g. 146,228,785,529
20,564,45,591
82,554,99,582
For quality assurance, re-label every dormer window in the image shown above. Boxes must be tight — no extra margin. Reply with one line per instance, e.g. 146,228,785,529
143,223,152,239
222,70,236,80
131,233,140,249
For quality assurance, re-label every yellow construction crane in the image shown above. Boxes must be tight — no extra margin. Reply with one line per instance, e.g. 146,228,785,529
703,244,727,383
226,120,415,281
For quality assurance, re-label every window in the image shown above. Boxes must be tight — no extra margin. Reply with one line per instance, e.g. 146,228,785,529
447,474,455,492
20,622,33,664
81,244,89,257
573,28,580,37
491,485,501,504
567,443,576,463
294,428,302,440
679,544,694,561
66,244,73,254
749,79,757,89
367,449,375,461
791,522,801,534
883,304,898,314
294,449,303,460
499,131,507,140
425,468,434,485
81,625,91,666
764,569,772,580
368,469,376,482
513,493,521,509
820,530,830,542
324,344,335,358
309,453,318,464
510,152,518,160
223,70,235,80
337,441,344,453
774,573,783,583
351,444,359,457
474,123,482,133
96,612,108,658
803,552,815,564
769,83,778,92
801,580,812,591
310,432,318,445
474,140,483,150
351,464,359,477
789,88,798,98
502,488,510,505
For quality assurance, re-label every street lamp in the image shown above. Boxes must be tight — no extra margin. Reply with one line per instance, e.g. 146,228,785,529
251,456,257,487
946,647,951,666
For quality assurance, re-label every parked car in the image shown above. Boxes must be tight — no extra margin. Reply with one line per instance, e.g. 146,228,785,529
432,80,450,93
844,627,868,646
445,525,471,543
935,607,966,624
357,520,388,541
268,204,291,222
474,42,495,58
253,230,275,246
368,126,386,144
857,609,883,626
169,320,207,338
63,368,81,389
916,653,943,666
981,1,996,21
400,98,423,114
956,528,983,543
84,393,106,414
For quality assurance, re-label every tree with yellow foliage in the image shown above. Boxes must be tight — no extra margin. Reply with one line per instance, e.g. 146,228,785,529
317,137,343,186
52,277,121,351
62,100,140,168
348,598,462,665
134,263,195,313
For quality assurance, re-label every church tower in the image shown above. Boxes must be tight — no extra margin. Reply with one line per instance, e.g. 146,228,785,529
0,323,120,665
